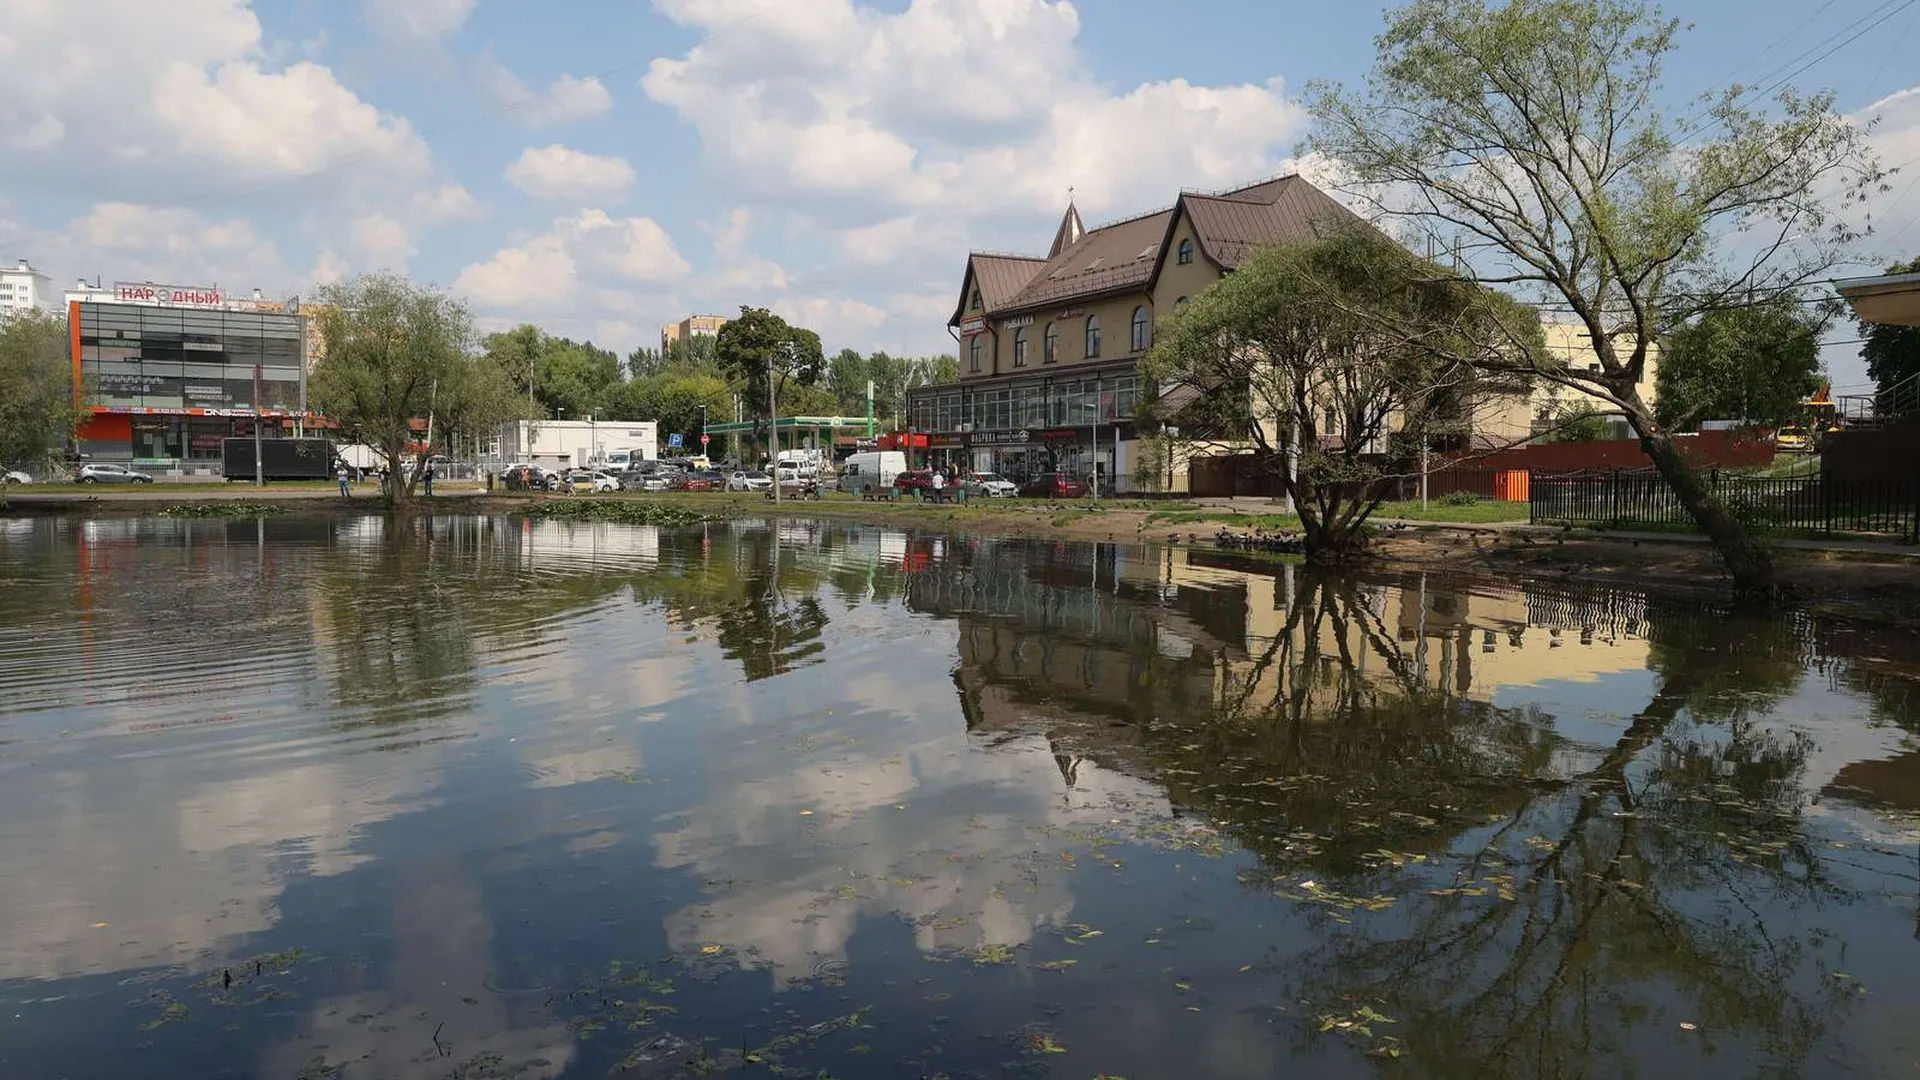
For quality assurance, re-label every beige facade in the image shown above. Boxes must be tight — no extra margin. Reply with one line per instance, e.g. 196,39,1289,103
661,314,729,356
1474,323,1662,447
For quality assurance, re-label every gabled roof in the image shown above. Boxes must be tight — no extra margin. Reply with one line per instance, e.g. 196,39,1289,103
950,253,1049,324
946,174,1361,326
1176,175,1362,270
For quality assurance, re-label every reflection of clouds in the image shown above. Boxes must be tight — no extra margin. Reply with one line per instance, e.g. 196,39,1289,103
526,744,643,789
261,865,575,1080
655,714,1169,986
0,754,440,982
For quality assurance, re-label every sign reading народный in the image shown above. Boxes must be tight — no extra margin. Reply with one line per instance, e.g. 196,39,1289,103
113,282,226,308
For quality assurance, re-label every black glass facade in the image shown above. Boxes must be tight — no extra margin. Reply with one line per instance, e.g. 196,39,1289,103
78,303,304,415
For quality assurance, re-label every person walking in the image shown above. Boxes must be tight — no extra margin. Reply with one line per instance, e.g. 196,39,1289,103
337,463,351,498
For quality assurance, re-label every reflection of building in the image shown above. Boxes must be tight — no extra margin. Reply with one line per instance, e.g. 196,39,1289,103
69,286,310,467
909,175,1357,490
0,257,53,316
660,314,729,356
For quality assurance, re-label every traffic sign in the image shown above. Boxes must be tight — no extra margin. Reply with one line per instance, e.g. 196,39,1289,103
668,433,683,449
700,433,711,447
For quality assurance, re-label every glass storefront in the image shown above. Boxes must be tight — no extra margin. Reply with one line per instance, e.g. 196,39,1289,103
78,303,304,414
906,367,1140,485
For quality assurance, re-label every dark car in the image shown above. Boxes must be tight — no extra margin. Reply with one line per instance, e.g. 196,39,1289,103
671,470,722,492
1018,472,1087,499
500,464,549,491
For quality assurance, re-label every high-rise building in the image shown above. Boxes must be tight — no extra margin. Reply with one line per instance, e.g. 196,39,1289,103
660,314,730,356
0,258,54,316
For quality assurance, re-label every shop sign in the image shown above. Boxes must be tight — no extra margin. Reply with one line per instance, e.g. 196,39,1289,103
959,317,987,337
928,434,963,449
184,385,227,401
1037,428,1078,441
112,282,226,308
1000,315,1034,330
967,429,1031,447
1056,308,1083,319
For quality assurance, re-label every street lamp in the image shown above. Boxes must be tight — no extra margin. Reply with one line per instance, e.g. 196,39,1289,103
1081,399,1101,502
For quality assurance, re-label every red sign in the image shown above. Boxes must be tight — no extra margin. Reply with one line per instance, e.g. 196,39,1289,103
113,282,226,308
700,433,711,446
959,317,987,337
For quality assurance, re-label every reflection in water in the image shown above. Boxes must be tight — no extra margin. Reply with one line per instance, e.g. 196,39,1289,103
1,515,1917,1078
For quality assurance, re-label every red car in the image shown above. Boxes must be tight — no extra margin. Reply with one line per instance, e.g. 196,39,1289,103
671,471,722,492
893,469,936,494
1017,472,1087,498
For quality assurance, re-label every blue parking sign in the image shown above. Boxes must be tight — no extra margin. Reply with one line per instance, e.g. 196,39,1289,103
668,433,683,449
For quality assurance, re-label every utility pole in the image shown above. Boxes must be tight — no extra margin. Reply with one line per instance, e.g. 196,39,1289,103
769,353,780,505
252,360,264,487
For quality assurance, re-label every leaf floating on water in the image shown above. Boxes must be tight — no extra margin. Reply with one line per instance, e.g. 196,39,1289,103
1034,960,1077,972
798,809,815,817
1679,1022,1698,1032
698,944,724,955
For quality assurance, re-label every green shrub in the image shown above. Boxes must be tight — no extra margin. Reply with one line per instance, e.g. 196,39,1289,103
1440,490,1481,507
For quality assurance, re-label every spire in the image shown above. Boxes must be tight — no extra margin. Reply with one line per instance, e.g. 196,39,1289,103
1048,188,1085,258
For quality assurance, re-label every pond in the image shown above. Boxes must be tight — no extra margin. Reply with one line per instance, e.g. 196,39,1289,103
1,513,1918,1079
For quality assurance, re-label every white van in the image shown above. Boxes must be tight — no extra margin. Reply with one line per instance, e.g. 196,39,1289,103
839,450,905,495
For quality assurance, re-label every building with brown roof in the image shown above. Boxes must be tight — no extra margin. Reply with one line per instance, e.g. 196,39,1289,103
909,174,1359,491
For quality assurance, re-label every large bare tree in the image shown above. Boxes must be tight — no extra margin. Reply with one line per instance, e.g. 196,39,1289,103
1308,0,1885,590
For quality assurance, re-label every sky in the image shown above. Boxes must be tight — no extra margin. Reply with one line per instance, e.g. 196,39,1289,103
2,0,1917,390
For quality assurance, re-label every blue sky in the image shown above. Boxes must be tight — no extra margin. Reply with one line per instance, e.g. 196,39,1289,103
2,0,1916,389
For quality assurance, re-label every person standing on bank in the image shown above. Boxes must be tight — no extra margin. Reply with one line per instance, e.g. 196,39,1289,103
337,463,351,498
929,468,945,503
423,463,435,497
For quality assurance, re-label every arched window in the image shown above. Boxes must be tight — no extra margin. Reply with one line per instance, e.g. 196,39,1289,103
968,336,982,372
1013,326,1028,367
969,287,982,310
1177,238,1194,265
1130,305,1150,352
1043,322,1058,364
1084,316,1102,359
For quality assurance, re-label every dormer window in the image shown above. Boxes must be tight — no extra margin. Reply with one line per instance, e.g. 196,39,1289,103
1086,257,1104,272
1177,238,1194,265
969,287,981,310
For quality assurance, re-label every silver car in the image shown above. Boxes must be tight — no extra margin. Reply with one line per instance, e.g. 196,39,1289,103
78,463,154,484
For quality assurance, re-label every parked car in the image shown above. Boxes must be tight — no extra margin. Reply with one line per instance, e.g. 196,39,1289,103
728,470,773,492
1017,472,1087,499
671,471,721,492
1774,425,1811,453
893,469,936,494
963,472,1017,498
499,464,548,491
564,469,621,493
78,463,153,485
2,469,33,485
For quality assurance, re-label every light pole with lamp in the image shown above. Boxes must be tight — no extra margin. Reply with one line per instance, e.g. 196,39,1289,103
1081,399,1100,502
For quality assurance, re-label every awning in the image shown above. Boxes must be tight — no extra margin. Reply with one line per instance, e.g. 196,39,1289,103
1835,271,1920,328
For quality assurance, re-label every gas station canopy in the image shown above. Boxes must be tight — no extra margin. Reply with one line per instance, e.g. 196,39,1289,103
699,416,879,436
1835,271,1920,328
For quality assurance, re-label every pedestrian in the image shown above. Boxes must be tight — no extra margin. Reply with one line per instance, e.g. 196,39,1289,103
929,468,946,504
423,463,435,497
337,462,351,498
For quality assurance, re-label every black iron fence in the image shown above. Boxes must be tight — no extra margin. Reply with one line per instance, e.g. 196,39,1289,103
1529,468,1920,541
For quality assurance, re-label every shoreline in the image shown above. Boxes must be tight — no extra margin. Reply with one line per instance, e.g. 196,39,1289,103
9,487,1920,623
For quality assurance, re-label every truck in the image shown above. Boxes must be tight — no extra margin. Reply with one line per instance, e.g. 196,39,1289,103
222,437,336,482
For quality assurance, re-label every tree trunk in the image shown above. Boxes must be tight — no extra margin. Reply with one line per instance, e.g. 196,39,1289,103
1625,395,1773,592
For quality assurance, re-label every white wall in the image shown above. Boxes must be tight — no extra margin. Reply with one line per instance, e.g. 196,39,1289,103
498,420,657,469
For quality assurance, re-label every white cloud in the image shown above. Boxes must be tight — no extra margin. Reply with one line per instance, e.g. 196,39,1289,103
55,202,284,288
505,144,638,201
640,0,1306,220
477,53,615,126
410,181,489,224
361,0,476,43
454,209,690,314
707,207,789,292
349,212,415,271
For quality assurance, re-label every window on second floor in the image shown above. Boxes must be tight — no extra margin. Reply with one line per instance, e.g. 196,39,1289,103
1043,322,1058,364
968,336,982,372
1130,306,1150,352
1177,238,1194,265
1013,327,1028,367
969,287,981,310
1085,316,1101,359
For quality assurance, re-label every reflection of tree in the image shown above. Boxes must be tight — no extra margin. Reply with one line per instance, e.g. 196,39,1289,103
1162,578,1844,1078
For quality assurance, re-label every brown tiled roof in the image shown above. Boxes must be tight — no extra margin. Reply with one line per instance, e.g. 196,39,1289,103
946,174,1361,325
1000,209,1174,312
1181,176,1361,269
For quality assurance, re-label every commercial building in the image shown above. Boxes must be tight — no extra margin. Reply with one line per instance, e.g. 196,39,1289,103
0,258,54,316
495,419,657,473
1471,323,1663,445
660,314,729,356
909,175,1356,491
69,283,312,469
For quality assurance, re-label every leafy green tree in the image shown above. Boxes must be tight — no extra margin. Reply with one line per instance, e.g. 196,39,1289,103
667,334,720,370
1655,297,1829,431
1308,0,1884,591
626,345,665,380
1148,226,1538,560
0,310,83,495
827,348,870,415
311,274,527,508
1859,256,1920,399
536,337,621,420
482,324,543,415
715,307,823,428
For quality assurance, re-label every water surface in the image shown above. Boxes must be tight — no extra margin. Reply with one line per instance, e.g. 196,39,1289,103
2,513,1918,1078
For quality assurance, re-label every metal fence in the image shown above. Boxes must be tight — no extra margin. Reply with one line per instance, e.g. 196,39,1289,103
1529,468,1920,540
